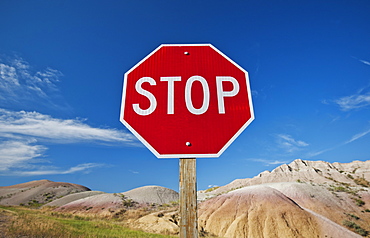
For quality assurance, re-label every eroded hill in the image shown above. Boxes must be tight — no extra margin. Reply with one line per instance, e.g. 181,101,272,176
2,159,370,237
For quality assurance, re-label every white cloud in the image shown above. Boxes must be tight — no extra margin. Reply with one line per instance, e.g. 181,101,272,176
334,93,370,111
0,140,46,172
0,55,138,177
331,82,370,111
0,108,138,176
359,59,370,66
351,56,370,66
0,136,106,176
0,63,19,88
0,109,136,144
12,163,104,176
0,55,65,109
276,134,309,153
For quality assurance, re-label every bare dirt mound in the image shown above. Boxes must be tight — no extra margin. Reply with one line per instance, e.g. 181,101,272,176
122,185,179,205
55,193,124,216
0,179,90,206
198,183,362,238
42,191,105,207
55,186,179,217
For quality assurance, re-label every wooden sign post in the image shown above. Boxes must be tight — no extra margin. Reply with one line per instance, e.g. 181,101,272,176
179,158,198,238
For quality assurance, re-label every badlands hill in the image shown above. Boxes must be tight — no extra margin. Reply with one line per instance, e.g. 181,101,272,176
197,159,370,237
54,186,179,216
0,179,90,206
2,159,370,237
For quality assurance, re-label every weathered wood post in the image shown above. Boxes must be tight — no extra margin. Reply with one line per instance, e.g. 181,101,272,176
179,158,198,238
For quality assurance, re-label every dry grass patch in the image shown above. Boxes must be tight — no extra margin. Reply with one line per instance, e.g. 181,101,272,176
1,206,176,238
353,177,370,187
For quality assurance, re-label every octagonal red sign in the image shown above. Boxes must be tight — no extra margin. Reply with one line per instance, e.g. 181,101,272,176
120,44,254,158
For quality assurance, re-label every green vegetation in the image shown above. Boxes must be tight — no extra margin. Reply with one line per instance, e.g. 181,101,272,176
27,199,44,208
204,186,220,193
332,186,348,192
353,177,370,187
328,183,360,197
0,206,175,238
114,193,137,208
345,213,360,220
342,220,368,237
353,198,365,207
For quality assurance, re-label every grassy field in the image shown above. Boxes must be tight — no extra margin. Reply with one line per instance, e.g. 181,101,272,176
0,206,176,238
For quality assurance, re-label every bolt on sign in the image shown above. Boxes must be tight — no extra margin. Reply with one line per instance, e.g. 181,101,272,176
120,44,254,158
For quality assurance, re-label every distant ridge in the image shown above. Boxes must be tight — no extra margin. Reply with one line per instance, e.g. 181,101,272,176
0,179,90,206
198,159,370,200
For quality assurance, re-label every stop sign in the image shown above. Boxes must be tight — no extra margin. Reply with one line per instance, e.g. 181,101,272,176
120,44,254,158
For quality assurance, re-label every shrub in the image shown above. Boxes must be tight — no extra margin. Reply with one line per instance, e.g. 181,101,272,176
343,220,368,236
345,213,360,220
354,198,365,207
205,186,220,192
333,186,347,192
354,177,370,187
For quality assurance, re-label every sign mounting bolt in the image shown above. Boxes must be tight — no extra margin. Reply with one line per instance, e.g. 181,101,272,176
186,142,192,147
184,52,189,55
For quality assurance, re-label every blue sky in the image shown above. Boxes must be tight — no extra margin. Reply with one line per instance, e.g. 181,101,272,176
0,0,370,193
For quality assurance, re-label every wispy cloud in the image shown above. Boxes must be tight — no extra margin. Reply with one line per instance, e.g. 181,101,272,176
345,128,370,144
250,158,290,166
330,76,370,111
306,147,336,158
352,56,370,66
276,134,309,153
15,163,104,176
0,108,138,176
0,139,46,172
0,55,67,110
0,109,136,144
359,59,370,66
307,127,370,158
334,93,370,111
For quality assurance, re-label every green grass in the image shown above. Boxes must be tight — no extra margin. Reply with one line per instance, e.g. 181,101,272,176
1,206,176,238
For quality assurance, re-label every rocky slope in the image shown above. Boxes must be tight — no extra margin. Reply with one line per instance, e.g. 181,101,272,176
197,159,370,237
198,183,365,237
198,159,370,200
